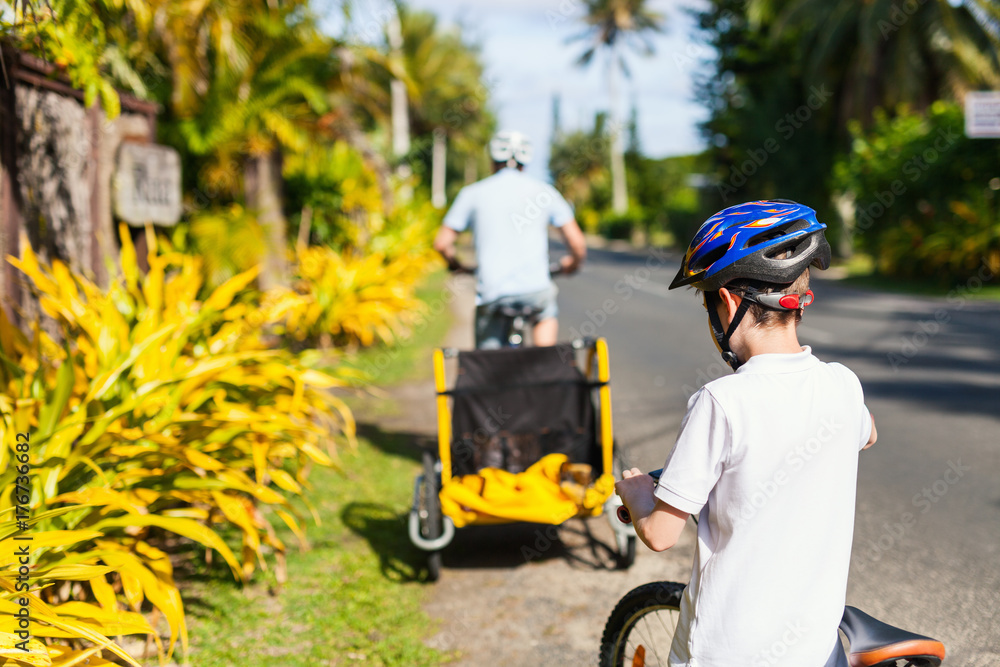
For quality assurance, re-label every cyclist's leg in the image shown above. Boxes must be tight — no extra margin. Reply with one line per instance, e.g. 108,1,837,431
532,317,558,346
474,304,505,349
529,283,559,346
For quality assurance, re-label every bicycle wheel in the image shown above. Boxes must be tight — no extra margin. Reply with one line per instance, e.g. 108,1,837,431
599,581,685,667
420,449,443,581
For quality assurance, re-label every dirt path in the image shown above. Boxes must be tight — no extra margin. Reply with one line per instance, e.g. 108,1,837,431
383,274,697,666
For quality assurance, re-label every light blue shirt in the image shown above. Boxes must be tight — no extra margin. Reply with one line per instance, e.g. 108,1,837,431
443,168,574,304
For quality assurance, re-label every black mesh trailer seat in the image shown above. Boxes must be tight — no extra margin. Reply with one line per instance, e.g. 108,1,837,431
449,343,601,477
408,338,636,580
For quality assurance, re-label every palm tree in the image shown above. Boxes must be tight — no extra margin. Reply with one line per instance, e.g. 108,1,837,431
173,4,332,287
396,8,492,207
386,2,411,160
550,113,613,215
748,0,1000,124
571,0,664,213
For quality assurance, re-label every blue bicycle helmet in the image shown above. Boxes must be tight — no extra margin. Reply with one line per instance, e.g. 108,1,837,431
670,200,830,291
669,200,831,370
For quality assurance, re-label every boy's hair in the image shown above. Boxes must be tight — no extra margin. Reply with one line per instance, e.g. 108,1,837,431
713,268,811,327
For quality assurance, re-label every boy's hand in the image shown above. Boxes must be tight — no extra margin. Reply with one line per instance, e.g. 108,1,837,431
615,468,657,520
616,469,688,552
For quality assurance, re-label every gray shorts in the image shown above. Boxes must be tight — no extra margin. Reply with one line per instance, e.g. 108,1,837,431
475,284,558,349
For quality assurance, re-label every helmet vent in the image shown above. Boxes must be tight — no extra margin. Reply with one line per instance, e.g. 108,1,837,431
691,245,728,273
745,221,794,248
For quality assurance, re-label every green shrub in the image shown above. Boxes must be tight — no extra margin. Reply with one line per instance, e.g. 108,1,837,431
833,102,1000,282
598,209,645,241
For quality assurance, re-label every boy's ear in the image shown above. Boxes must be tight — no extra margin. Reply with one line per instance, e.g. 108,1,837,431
717,287,742,325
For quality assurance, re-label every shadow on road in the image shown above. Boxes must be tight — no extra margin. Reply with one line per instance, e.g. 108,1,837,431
341,502,625,583
438,518,623,572
806,282,1000,419
344,424,627,579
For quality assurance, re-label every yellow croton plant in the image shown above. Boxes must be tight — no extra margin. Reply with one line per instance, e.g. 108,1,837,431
0,226,354,664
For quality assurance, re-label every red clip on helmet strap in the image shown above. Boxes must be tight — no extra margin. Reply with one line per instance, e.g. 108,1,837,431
777,294,800,309
752,289,814,311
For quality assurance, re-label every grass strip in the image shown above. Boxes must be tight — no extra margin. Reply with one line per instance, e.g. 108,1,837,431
176,271,455,666
179,438,448,666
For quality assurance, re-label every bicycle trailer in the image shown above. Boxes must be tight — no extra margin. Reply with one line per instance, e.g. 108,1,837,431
409,338,635,580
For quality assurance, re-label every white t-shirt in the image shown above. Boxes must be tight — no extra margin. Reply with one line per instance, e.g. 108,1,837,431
443,168,574,304
654,347,871,667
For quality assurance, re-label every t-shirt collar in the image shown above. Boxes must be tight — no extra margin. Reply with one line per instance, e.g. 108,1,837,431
735,346,819,374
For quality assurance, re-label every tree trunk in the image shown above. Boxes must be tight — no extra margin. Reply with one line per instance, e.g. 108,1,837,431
337,109,394,213
388,12,410,159
390,78,410,158
464,154,477,185
245,149,286,290
431,129,447,208
609,45,628,214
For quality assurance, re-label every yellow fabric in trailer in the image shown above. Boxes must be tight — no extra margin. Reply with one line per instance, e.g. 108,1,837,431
439,453,615,528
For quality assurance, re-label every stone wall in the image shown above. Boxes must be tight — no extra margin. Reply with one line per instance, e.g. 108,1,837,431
0,53,158,326
9,86,153,293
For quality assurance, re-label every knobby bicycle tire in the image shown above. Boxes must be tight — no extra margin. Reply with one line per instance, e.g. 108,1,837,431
599,581,686,667
421,450,443,581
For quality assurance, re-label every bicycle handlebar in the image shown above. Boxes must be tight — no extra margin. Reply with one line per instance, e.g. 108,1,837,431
448,261,569,277
616,469,663,525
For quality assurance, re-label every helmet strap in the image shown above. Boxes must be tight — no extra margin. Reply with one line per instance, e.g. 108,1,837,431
705,291,753,371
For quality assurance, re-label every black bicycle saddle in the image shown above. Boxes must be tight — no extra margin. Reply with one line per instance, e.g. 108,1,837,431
839,606,945,667
495,303,543,318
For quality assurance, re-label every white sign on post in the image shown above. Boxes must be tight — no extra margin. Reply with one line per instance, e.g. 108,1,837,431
965,92,1000,138
113,143,183,226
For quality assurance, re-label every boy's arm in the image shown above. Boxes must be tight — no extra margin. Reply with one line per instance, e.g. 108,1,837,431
863,412,877,450
615,469,689,552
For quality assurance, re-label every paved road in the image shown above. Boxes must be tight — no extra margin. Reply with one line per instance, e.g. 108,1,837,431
555,244,1000,665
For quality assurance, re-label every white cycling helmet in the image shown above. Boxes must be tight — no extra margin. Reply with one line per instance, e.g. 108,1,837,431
489,130,532,167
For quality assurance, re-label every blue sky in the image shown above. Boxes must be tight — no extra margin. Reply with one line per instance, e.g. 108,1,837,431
322,0,712,179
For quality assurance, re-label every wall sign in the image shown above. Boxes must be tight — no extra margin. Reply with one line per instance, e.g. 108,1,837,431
114,143,182,226
965,92,1000,138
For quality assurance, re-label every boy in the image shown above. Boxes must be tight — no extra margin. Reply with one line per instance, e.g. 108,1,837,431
615,200,877,666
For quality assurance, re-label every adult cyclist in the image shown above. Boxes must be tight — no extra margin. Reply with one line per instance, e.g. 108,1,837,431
433,130,587,349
